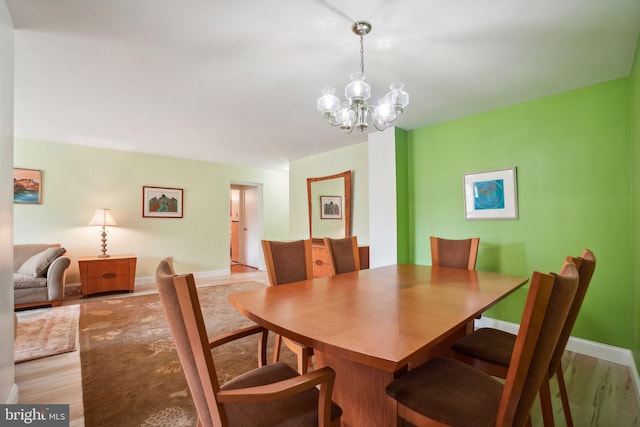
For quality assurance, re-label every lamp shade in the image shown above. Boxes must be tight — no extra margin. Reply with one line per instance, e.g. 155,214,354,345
88,208,117,227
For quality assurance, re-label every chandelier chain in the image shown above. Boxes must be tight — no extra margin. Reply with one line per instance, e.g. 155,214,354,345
360,35,365,75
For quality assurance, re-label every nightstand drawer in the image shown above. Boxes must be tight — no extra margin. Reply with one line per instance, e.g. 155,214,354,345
86,258,131,278
85,274,131,295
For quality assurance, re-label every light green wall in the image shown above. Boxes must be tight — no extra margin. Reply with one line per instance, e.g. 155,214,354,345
14,138,289,282
289,142,369,244
309,179,346,238
631,39,640,367
403,78,633,349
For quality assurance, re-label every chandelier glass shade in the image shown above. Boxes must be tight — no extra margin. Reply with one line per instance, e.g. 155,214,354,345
317,21,409,133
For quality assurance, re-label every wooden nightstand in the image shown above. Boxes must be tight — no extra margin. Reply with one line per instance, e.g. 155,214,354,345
78,254,137,297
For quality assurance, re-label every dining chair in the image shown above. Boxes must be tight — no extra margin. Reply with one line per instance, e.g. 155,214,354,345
450,249,596,427
155,258,342,427
261,239,314,374
385,262,579,427
323,236,360,274
431,236,481,333
430,236,480,270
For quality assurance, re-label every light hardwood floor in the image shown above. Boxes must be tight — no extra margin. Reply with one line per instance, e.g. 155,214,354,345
15,269,640,427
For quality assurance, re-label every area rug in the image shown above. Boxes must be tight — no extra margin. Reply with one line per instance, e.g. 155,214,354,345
15,304,80,363
79,281,297,427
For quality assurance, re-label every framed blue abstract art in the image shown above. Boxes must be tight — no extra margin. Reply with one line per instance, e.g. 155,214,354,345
463,167,518,220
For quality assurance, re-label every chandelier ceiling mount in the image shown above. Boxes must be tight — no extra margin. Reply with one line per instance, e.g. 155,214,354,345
317,20,409,133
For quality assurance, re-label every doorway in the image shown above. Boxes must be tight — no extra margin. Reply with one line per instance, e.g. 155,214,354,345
229,183,261,272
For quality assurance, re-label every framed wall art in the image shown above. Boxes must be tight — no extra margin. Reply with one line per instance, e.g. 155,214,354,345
463,167,518,220
143,186,183,218
320,196,342,219
14,168,42,204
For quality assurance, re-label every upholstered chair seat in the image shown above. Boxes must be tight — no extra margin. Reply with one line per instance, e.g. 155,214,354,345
452,327,514,367
386,357,504,426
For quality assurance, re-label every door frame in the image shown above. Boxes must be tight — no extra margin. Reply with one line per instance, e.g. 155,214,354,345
229,181,264,270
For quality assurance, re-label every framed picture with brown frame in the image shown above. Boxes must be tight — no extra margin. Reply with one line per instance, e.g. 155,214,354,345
320,195,342,219
142,186,183,218
14,168,42,204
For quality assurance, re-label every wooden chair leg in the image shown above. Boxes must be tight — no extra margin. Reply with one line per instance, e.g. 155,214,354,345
539,373,556,427
273,334,282,364
258,328,268,367
556,363,574,427
297,348,309,374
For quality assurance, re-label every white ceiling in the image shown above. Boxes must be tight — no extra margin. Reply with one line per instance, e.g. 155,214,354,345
6,0,640,171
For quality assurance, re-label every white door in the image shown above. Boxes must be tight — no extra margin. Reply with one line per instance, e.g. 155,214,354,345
242,186,260,268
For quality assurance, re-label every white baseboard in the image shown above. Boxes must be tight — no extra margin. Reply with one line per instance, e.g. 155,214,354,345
6,383,18,404
132,268,232,286
477,317,640,409
67,268,237,289
191,269,234,280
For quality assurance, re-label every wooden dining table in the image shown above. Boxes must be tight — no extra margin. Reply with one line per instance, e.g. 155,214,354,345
228,263,528,427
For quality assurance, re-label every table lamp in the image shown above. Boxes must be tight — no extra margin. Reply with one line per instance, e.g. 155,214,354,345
88,208,117,257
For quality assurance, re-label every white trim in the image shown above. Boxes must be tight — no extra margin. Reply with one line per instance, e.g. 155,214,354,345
632,356,640,412
476,316,640,408
6,383,18,404
132,269,233,286
68,268,241,289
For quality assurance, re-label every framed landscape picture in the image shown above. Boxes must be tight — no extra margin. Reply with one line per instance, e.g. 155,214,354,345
320,195,342,219
14,168,42,204
143,186,183,218
463,167,518,220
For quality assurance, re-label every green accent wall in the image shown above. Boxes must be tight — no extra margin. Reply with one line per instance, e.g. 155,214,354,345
395,128,410,264
631,38,640,367
399,78,633,349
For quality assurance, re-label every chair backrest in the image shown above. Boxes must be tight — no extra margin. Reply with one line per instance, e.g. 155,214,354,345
323,236,360,274
262,239,313,286
547,248,596,377
430,236,479,270
155,258,222,427
496,262,579,427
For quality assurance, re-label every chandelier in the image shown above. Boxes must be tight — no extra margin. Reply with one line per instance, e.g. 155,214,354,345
317,21,409,133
